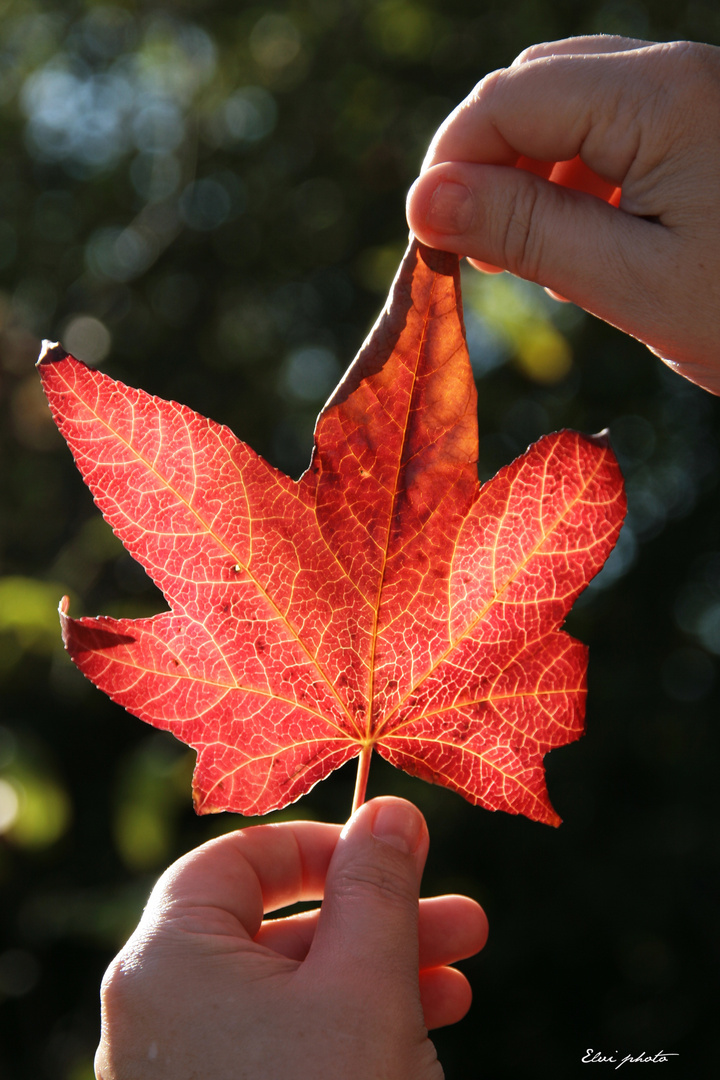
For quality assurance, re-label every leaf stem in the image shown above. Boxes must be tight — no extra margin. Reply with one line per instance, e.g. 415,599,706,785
351,744,372,815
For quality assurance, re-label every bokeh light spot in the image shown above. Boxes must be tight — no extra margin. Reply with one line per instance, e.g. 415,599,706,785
63,315,111,366
366,0,437,60
223,86,277,143
249,13,302,69
0,778,20,833
4,771,71,849
179,177,233,231
280,346,341,402
515,323,573,383
86,225,153,281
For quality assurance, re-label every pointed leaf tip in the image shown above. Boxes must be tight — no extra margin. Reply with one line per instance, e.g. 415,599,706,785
37,340,67,367
589,428,612,449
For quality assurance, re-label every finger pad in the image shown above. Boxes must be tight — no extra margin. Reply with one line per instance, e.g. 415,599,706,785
420,966,473,1030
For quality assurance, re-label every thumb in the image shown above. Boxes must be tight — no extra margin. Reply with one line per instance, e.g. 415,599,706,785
306,797,428,988
407,160,663,303
406,161,698,376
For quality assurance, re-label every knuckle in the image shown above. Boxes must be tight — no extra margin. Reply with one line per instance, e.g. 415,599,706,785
97,944,162,1076
337,862,416,910
649,41,720,111
630,42,720,153
99,936,162,1026
99,952,136,1018
663,39,719,77
513,41,552,66
468,66,505,110
499,181,544,279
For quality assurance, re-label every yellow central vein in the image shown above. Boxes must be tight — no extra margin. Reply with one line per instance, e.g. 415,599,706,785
364,280,437,742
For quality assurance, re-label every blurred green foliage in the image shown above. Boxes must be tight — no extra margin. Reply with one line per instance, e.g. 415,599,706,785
1,1,720,1077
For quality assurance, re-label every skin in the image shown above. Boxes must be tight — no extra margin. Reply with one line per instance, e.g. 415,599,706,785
407,36,720,394
95,797,488,1080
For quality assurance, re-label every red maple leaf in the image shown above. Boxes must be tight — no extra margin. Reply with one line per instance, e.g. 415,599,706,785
39,240,625,825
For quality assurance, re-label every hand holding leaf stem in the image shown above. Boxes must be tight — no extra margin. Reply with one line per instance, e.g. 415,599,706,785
407,36,720,394
95,797,487,1080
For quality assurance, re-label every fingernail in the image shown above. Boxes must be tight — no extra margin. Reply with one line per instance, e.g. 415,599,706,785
371,801,423,855
427,181,474,235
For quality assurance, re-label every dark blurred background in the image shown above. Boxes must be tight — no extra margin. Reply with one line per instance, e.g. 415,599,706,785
1,1,719,1077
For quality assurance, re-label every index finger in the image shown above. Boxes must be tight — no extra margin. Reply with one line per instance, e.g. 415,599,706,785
142,821,341,940
510,34,653,66
422,41,667,182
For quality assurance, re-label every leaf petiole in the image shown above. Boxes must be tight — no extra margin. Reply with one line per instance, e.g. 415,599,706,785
351,743,372,815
